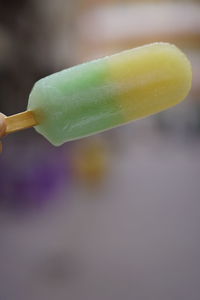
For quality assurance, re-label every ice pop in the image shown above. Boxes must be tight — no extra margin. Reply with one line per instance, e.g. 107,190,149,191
3,43,192,146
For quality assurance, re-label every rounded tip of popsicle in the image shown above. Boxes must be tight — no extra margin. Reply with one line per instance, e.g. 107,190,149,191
149,42,192,86
155,42,192,102
138,42,193,109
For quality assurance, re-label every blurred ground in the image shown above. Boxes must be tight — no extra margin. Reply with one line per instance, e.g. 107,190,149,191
1,133,200,300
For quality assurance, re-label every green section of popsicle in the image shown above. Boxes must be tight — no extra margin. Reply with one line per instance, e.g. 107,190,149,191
28,59,122,145
28,43,192,146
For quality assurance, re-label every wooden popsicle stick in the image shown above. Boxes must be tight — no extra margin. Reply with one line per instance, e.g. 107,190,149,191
5,111,38,135
0,111,38,153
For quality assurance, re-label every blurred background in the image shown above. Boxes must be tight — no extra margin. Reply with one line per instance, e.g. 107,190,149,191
0,0,200,299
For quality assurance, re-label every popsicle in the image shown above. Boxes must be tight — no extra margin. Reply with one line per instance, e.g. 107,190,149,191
2,42,192,146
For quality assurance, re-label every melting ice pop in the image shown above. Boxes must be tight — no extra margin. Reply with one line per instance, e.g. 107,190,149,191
3,42,192,146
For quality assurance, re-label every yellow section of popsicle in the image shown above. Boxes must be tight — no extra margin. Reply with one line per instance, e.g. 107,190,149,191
108,43,192,121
